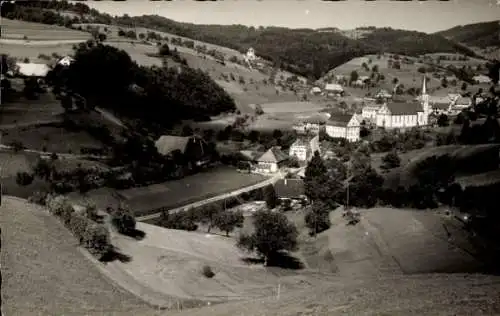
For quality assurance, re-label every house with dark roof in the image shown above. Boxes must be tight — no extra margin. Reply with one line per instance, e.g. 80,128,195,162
289,135,320,162
453,96,472,109
274,178,306,201
292,113,329,135
154,135,211,168
255,147,288,174
325,114,361,142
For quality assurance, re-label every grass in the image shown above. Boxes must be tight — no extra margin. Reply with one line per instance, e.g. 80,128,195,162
2,18,91,41
118,166,269,216
1,124,105,154
1,197,153,315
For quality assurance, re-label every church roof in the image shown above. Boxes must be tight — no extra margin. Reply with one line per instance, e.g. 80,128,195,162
385,102,423,115
256,147,288,163
327,114,355,127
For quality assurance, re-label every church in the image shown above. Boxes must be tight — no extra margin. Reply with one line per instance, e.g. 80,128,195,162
371,76,431,129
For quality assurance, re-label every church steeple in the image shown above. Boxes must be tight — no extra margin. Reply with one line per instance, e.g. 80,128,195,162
421,75,431,125
422,75,427,95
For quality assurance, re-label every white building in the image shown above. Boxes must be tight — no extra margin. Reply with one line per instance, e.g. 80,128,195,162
292,113,328,135
324,83,344,96
57,56,75,67
255,147,288,174
361,103,383,121
473,74,491,84
453,96,472,109
325,114,361,142
289,135,321,162
16,62,50,78
310,86,322,95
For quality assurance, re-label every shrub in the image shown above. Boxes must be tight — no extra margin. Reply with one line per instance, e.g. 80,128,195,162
83,223,111,256
202,265,215,278
16,171,34,186
159,211,198,231
381,151,401,170
28,191,49,205
68,212,88,243
85,203,99,222
304,202,331,235
110,206,137,234
213,210,244,236
47,195,73,217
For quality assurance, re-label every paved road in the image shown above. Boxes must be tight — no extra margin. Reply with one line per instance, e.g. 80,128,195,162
136,168,303,222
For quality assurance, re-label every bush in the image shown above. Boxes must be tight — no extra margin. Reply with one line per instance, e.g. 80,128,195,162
159,211,198,231
68,212,88,243
381,151,401,170
16,171,34,186
110,206,137,234
28,191,49,205
202,265,215,278
83,223,111,255
213,210,244,236
304,202,331,235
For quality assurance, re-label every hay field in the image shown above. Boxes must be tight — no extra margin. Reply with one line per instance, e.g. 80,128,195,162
106,221,339,305
118,167,268,216
2,18,91,41
0,197,153,315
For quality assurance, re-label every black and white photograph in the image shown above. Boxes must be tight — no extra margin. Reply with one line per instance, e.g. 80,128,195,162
1,0,500,315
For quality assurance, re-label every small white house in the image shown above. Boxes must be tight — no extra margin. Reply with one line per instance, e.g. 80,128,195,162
255,147,288,174
57,56,75,67
472,75,491,84
16,62,50,78
324,83,344,96
310,86,322,95
453,96,472,109
325,114,361,142
361,103,382,121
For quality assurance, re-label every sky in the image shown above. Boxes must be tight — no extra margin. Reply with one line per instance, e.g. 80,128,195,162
84,0,500,33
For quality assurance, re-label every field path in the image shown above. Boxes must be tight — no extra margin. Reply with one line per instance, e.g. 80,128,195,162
95,107,127,128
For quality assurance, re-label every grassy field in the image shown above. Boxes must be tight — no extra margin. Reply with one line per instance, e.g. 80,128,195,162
117,166,269,216
2,18,91,41
0,197,153,315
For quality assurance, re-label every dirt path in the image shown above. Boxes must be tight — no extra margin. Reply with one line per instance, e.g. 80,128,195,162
95,107,127,128
0,39,87,45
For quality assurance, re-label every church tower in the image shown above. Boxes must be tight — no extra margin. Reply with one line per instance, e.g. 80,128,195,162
421,75,431,125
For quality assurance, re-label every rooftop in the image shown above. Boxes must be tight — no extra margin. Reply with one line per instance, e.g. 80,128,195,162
385,102,423,115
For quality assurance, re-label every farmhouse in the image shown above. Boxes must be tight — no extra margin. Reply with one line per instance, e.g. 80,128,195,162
254,147,288,174
310,86,322,95
289,135,321,162
428,96,453,114
361,103,382,121
325,114,361,142
16,62,50,78
292,114,327,135
57,56,74,67
324,83,344,96
375,89,392,100
453,96,472,109
473,74,491,84
274,178,306,201
155,135,211,167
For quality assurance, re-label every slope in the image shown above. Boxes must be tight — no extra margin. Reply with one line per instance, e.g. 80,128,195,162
435,20,500,50
0,197,153,315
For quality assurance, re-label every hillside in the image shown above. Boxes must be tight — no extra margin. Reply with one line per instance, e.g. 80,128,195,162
2,1,480,80
435,20,500,50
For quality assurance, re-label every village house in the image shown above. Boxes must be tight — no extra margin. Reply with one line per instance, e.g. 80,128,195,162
324,83,344,96
325,113,361,142
473,74,491,84
453,96,472,109
154,135,211,168
361,103,382,121
57,56,75,67
288,135,321,163
274,178,306,202
254,147,288,174
375,89,392,100
310,86,322,95
292,114,328,135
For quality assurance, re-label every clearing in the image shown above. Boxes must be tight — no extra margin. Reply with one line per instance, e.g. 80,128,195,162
1,18,90,41
0,196,153,315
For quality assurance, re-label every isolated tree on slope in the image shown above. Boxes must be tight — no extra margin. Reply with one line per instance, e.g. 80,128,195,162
238,210,298,265
213,210,244,236
305,200,331,236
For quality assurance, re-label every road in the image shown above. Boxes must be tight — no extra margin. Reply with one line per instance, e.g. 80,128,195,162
136,168,303,222
0,144,109,160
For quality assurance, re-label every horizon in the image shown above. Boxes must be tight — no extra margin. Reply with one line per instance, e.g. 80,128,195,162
83,0,500,34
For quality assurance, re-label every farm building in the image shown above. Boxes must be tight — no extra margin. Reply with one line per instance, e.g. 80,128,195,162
325,114,361,142
254,147,288,174
361,103,383,121
292,113,328,135
473,74,491,84
324,83,344,96
289,135,321,162
310,86,322,95
155,135,211,167
453,96,472,109
57,56,74,67
16,62,50,78
274,178,306,201
375,89,392,100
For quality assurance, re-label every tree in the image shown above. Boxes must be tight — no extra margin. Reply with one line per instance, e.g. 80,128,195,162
381,151,401,170
248,130,260,143
372,65,379,73
159,43,170,56
237,210,298,264
110,205,136,235
213,210,244,236
437,114,449,127
263,184,278,209
16,172,34,186
61,95,73,111
305,201,331,236
417,66,426,74
254,104,264,115
461,82,468,91
392,77,399,85
97,33,107,42
349,70,359,84
198,204,222,233
272,129,283,140
304,151,327,200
